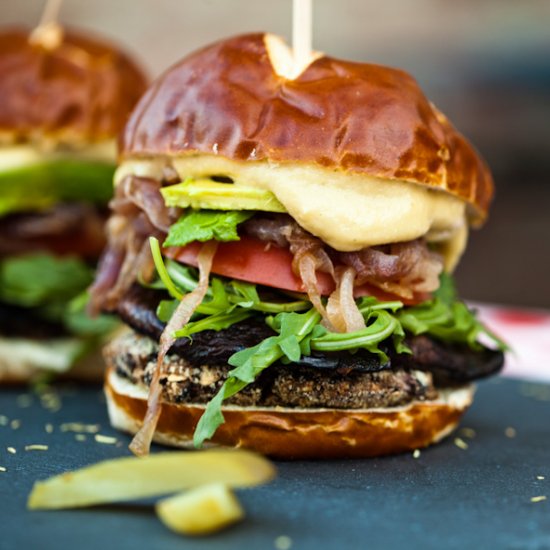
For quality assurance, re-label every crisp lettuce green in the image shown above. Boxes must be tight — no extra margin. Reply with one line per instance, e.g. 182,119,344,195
164,210,253,248
192,303,410,446
0,159,115,216
0,254,93,308
305,310,406,361
0,253,117,342
148,243,507,447
63,292,119,337
194,308,322,446
397,273,509,351
433,271,457,306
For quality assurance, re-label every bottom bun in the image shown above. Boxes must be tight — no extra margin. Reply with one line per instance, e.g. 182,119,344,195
105,367,474,459
0,336,106,384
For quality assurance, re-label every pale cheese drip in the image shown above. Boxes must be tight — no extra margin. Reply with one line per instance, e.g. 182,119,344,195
116,155,470,271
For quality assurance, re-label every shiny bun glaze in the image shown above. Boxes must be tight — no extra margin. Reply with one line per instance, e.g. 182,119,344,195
121,33,493,222
0,27,147,144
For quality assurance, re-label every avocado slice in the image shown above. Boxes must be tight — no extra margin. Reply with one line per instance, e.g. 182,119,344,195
161,179,286,212
0,159,115,216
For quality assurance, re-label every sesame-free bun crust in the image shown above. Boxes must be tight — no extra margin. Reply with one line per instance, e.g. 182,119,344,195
0,27,147,145
105,367,474,459
121,33,493,221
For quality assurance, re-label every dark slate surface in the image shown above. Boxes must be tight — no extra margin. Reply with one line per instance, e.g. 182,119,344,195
1,378,549,550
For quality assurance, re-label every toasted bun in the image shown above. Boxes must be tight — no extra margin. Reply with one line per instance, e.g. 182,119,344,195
0,27,147,146
0,338,105,384
105,367,473,459
121,33,493,221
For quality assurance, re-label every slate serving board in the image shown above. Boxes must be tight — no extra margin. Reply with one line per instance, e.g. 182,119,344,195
1,378,549,550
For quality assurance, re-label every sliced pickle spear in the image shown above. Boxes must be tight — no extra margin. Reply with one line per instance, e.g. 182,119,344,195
156,483,244,536
27,449,275,510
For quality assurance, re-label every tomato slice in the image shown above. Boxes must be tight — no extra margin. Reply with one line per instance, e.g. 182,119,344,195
164,236,428,305
166,236,331,294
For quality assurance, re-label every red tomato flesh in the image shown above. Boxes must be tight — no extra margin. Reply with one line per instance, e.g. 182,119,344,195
164,236,428,305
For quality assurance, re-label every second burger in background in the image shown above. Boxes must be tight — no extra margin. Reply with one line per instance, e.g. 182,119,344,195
91,34,506,458
0,24,147,382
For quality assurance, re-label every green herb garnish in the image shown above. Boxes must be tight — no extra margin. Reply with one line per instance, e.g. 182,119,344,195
164,210,253,248
0,253,117,353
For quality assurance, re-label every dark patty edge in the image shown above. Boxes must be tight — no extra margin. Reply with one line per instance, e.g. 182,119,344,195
105,329,441,410
115,284,505,384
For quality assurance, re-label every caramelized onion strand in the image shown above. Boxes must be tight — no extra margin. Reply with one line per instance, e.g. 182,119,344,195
129,241,218,456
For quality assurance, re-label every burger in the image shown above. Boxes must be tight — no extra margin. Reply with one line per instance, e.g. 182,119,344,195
93,33,506,458
0,26,147,382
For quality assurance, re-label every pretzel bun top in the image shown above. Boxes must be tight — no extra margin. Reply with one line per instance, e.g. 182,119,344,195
121,33,493,222
0,27,147,146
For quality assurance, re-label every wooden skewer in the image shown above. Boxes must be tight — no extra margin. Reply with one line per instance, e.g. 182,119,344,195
29,0,64,49
292,0,313,77
36,0,64,30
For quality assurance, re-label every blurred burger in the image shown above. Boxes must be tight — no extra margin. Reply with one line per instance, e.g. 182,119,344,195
93,34,505,458
0,25,147,382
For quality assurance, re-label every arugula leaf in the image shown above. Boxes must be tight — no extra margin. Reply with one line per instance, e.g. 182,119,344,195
163,262,203,294
159,277,235,320
0,254,93,308
230,310,321,380
229,280,309,313
392,321,411,355
357,296,404,314
433,272,457,306
157,299,178,323
0,254,117,345
0,254,117,373
397,297,508,351
307,310,404,362
147,248,508,447
64,292,119,337
149,237,184,300
164,210,253,247
174,310,254,339
193,309,321,447
204,278,235,313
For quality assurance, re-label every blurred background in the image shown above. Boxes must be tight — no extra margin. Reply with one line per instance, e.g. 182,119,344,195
2,0,549,307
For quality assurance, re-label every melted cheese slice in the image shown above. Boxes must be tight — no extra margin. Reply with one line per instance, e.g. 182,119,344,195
116,155,469,271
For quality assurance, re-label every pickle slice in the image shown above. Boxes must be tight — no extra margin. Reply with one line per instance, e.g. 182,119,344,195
27,449,275,510
156,483,245,536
